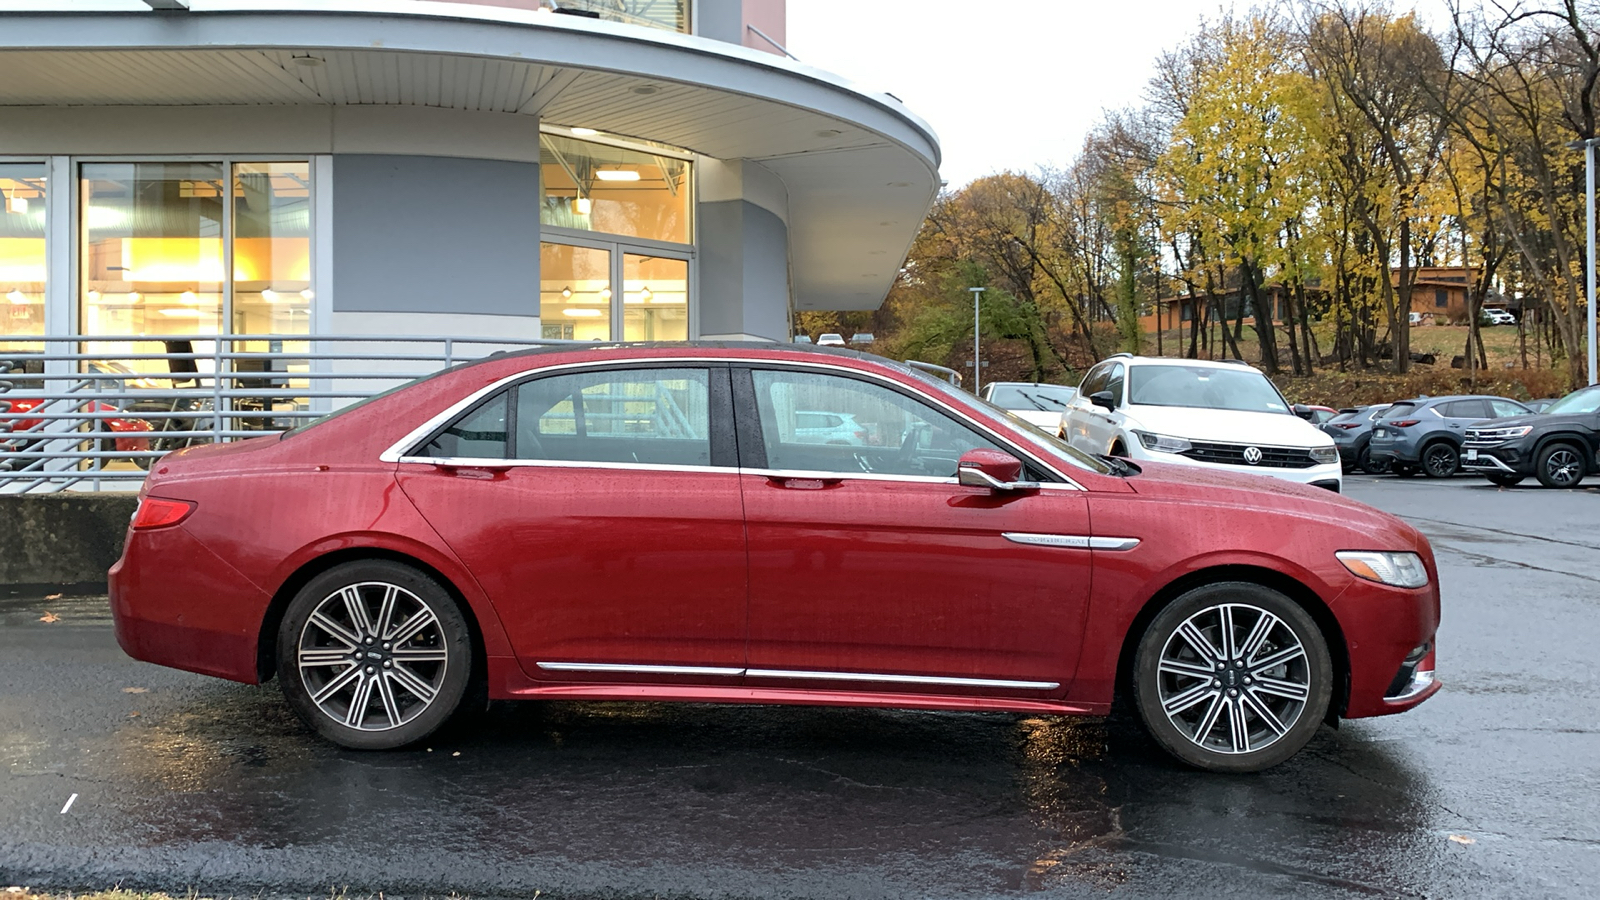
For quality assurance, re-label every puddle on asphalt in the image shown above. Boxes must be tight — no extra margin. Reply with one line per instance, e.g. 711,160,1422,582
0,585,111,626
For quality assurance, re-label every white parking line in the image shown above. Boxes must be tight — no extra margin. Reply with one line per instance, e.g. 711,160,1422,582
59,793,77,814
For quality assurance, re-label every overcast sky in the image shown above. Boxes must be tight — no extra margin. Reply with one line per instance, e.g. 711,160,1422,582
786,0,1458,189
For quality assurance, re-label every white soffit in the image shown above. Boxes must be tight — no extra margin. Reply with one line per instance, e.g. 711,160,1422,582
0,1,941,312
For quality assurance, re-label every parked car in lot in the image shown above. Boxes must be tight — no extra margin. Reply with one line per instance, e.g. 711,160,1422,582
815,333,847,347
1060,354,1342,491
1481,308,1517,326
1294,404,1340,425
1322,405,1393,474
1526,398,1561,414
979,381,1079,432
1369,395,1533,478
111,344,1439,773
792,410,869,445
1462,384,1600,488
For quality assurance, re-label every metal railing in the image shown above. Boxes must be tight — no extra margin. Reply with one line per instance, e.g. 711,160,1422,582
0,333,567,493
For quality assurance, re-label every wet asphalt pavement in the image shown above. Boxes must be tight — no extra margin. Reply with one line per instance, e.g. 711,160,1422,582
2,476,1598,899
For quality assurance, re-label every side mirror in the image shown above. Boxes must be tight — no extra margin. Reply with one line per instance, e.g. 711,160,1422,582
1089,390,1117,411
957,449,1039,492
1292,404,1313,420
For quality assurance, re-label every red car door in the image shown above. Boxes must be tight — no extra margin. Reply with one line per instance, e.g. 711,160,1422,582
735,365,1096,696
397,364,748,682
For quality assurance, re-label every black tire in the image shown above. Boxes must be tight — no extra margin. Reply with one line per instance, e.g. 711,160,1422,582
1132,581,1333,773
1356,444,1389,475
1390,462,1416,478
277,559,474,750
1486,473,1524,487
1535,442,1587,489
1420,442,1460,478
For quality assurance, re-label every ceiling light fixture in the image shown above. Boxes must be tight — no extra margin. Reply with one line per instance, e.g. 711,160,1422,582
291,56,325,68
560,286,573,298
3,191,28,215
599,287,612,299
573,196,592,215
128,291,142,303
6,289,26,305
180,290,199,304
640,286,653,301
86,289,102,302
570,127,599,137
595,169,641,182
300,289,315,301
261,288,280,303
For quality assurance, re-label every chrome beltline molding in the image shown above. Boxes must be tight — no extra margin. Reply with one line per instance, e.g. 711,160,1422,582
1002,533,1141,551
536,662,1059,691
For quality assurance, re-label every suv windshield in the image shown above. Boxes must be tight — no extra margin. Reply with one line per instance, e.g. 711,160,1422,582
989,384,1077,410
1543,386,1600,416
1127,365,1290,414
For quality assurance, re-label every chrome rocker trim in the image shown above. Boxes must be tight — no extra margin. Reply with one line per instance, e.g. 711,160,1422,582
536,662,1059,691
1002,533,1141,551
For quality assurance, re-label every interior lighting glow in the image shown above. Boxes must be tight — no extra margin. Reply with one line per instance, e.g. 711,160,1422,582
6,289,26,305
561,286,573,298
599,288,612,299
159,309,205,318
86,289,102,302
180,290,200,305
640,286,653,300
594,169,641,182
128,291,142,303
261,288,280,303
300,289,315,301
563,308,604,317
570,127,599,136
573,197,593,215
4,195,27,215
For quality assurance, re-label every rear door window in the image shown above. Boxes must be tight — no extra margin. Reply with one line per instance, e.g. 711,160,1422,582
417,390,509,459
516,368,715,467
1442,399,1491,419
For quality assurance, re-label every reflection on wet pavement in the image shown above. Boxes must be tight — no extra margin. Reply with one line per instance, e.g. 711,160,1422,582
2,478,1597,897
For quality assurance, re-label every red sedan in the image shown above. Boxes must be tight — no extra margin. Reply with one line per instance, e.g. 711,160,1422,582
110,344,1440,772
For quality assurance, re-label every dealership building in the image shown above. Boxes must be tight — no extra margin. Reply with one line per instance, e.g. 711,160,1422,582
0,0,939,360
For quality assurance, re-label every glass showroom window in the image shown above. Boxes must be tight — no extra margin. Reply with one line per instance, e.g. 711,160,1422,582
0,163,46,350
623,253,687,341
540,133,691,245
80,161,310,359
540,242,612,341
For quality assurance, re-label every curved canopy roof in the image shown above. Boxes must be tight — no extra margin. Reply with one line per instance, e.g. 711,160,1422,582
0,0,941,312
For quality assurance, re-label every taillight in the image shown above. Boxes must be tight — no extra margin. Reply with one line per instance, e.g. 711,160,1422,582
131,497,195,530
1334,423,1362,429
1388,419,1420,427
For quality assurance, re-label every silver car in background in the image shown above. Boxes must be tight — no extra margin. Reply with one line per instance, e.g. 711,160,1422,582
979,382,1079,432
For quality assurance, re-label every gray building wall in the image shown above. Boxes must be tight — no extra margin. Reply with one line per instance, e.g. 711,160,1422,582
698,198,790,341
331,155,539,316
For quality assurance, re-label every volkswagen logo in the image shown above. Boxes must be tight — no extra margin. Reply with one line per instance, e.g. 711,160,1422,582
1243,446,1263,465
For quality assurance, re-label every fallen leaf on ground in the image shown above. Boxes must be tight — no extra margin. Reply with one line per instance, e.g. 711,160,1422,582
122,687,147,694
128,711,140,718
44,593,61,600
1449,834,1476,845
39,612,59,623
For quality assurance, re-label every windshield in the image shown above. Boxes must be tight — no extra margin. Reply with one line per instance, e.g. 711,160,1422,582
988,384,1077,411
901,366,1114,476
1127,365,1291,414
1543,386,1600,416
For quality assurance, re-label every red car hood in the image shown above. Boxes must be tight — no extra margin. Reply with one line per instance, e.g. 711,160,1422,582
1123,459,1420,545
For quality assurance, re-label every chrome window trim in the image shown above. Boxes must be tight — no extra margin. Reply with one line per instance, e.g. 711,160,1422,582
744,668,1059,691
1002,533,1141,551
377,355,1086,489
398,455,732,476
537,662,744,677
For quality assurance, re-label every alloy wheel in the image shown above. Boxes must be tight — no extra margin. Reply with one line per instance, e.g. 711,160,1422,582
296,581,450,731
1155,603,1311,756
1541,447,1583,488
1422,444,1459,478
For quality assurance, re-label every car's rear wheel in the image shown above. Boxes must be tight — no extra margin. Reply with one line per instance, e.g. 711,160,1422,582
1421,442,1460,478
277,559,473,750
1535,443,1586,489
1356,444,1389,475
1132,582,1332,773
1486,472,1524,487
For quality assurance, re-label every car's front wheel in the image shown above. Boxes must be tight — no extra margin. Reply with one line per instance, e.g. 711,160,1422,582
1132,582,1333,773
277,559,474,750
1535,443,1586,489
1356,444,1389,475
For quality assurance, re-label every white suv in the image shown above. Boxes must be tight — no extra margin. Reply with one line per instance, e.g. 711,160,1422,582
1060,355,1342,491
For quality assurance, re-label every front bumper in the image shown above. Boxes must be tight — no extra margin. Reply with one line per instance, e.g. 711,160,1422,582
1337,578,1442,719
1459,442,1532,475
1127,444,1343,490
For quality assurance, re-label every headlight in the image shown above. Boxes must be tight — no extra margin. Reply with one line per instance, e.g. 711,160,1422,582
1133,431,1192,453
1336,551,1429,588
1310,446,1339,464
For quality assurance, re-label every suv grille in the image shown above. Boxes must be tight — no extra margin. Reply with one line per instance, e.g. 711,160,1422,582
1179,441,1319,469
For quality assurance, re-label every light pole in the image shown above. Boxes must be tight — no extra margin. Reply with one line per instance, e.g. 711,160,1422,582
969,287,986,392
1570,137,1598,386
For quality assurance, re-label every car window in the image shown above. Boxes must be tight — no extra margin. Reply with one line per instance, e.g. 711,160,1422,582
1079,364,1108,398
418,390,510,459
1542,386,1600,415
1384,403,1417,420
750,369,1003,479
987,384,1077,410
515,368,713,467
1490,399,1530,418
1366,406,1391,421
1104,363,1126,406
1442,399,1490,419
1126,365,1290,413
